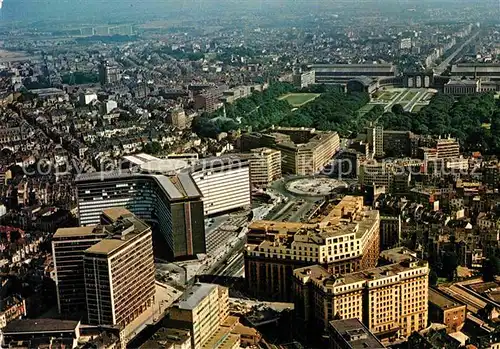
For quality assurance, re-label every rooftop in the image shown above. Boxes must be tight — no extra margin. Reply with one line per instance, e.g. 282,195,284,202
101,207,134,223
53,226,102,239
3,319,80,334
84,215,150,256
175,283,217,311
429,288,465,310
330,318,385,349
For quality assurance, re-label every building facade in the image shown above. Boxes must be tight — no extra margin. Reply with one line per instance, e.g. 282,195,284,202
169,283,236,349
293,247,429,342
190,157,251,216
241,127,340,176
84,213,155,328
428,288,466,333
244,196,380,301
241,148,281,186
53,209,155,326
75,171,206,259
52,226,108,318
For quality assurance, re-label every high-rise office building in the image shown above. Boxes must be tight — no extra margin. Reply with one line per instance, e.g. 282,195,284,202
239,147,281,187
53,209,155,326
190,157,251,216
52,226,108,317
76,171,205,259
169,283,239,349
84,210,155,327
293,247,429,342
244,196,380,301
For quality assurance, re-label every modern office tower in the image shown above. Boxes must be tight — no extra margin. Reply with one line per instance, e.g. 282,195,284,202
383,130,413,158
293,247,429,342
190,157,251,216
329,319,385,349
52,226,108,317
84,212,155,327
366,124,384,158
240,148,281,187
99,60,120,85
240,127,340,176
169,283,238,349
244,196,380,301
436,137,460,159
75,171,205,259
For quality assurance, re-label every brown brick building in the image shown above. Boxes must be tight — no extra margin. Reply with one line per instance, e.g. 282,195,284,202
428,287,466,333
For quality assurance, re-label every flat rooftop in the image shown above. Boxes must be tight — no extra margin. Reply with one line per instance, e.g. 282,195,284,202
330,318,385,349
429,288,465,310
3,319,79,334
175,283,217,311
102,207,135,223
53,226,102,239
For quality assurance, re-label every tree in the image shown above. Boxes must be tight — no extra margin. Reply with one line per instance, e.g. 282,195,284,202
391,104,405,115
442,251,458,281
482,256,500,282
429,269,438,286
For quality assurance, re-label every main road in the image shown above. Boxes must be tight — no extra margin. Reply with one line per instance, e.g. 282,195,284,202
434,30,481,75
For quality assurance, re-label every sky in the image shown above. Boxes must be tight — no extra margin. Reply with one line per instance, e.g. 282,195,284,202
0,0,496,24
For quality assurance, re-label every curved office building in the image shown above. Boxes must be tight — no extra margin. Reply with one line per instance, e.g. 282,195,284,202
76,155,251,259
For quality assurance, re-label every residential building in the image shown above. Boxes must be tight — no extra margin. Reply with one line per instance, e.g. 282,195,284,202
168,283,238,349
244,196,380,301
194,85,228,113
293,247,429,341
436,138,460,159
169,108,187,130
428,288,466,333
329,319,385,349
84,210,155,328
99,60,120,85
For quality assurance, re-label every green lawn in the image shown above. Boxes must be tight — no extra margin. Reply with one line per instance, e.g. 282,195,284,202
376,91,398,102
279,93,320,107
358,104,375,116
401,90,419,102
411,104,425,113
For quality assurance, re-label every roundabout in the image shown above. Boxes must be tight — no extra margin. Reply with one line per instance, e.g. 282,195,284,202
285,177,348,196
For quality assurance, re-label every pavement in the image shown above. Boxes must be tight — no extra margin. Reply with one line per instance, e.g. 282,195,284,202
122,282,182,343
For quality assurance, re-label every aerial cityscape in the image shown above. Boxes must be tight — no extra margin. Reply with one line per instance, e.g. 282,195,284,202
0,0,500,348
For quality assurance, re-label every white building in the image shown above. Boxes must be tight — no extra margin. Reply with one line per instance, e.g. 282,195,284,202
79,92,97,105
191,156,251,216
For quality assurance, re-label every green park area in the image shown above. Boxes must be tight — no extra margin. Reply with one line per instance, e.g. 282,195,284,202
401,90,419,102
279,93,320,107
375,91,398,102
